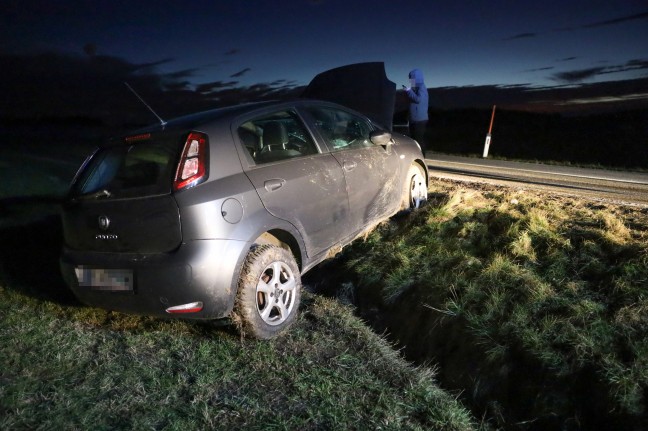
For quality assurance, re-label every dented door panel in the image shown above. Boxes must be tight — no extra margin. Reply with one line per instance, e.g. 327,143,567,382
332,145,400,231
244,154,351,257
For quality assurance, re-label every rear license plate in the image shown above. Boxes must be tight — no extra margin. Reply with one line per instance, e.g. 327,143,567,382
75,267,134,291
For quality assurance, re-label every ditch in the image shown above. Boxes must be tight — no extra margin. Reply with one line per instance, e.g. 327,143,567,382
308,262,645,431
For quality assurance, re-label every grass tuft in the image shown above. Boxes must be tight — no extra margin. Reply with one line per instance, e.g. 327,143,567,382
342,179,648,424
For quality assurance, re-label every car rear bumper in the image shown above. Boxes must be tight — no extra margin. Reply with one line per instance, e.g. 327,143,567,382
60,239,251,319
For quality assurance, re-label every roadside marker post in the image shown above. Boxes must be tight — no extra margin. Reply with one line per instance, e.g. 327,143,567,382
483,105,496,158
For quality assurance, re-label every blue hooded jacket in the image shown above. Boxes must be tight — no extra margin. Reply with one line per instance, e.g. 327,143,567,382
406,69,428,122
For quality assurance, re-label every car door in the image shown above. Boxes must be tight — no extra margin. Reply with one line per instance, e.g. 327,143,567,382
304,105,401,233
239,109,352,257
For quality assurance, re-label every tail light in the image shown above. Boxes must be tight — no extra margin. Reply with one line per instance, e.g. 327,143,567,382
174,132,209,191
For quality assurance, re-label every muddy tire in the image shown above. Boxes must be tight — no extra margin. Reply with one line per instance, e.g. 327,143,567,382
401,164,428,210
235,245,301,339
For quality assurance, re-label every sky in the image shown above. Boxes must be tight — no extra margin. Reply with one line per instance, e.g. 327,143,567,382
2,0,647,87
1,0,647,115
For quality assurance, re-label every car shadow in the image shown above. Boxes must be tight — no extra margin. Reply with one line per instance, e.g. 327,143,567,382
0,196,79,306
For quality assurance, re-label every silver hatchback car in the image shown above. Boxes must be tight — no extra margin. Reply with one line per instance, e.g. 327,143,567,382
60,65,428,338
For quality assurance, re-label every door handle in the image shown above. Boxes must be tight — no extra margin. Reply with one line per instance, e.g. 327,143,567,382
343,161,357,171
264,179,285,192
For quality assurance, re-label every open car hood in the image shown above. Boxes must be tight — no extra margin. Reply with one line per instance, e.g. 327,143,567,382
301,62,396,131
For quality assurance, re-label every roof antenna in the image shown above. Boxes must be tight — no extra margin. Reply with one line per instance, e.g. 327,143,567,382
124,82,167,127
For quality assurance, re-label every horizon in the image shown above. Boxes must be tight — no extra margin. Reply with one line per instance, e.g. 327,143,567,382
0,50,646,126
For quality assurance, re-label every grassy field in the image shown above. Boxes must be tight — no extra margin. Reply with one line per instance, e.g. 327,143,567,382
0,204,475,430
2,132,646,429
332,179,648,430
0,129,476,431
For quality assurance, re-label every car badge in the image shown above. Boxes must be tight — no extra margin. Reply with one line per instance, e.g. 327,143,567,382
98,215,111,231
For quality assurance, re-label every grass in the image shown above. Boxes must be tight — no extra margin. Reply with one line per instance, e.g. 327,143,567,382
4,140,646,429
0,135,477,431
0,211,475,431
341,179,648,427
0,287,476,430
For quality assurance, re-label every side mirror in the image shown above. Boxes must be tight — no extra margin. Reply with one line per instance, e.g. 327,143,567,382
370,130,392,146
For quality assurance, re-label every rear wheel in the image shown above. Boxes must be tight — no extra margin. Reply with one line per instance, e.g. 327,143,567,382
235,245,301,339
401,164,428,210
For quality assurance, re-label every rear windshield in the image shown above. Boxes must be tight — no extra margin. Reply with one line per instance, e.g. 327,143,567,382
72,138,180,199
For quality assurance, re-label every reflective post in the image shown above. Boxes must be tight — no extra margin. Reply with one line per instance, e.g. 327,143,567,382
483,105,496,158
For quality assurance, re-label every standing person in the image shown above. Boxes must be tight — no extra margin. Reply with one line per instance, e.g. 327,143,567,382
404,68,429,152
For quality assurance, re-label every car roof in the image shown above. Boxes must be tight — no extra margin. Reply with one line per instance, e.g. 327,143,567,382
124,98,380,138
129,100,280,134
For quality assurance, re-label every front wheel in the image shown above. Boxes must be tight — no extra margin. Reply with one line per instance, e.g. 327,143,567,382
235,245,301,339
401,164,428,210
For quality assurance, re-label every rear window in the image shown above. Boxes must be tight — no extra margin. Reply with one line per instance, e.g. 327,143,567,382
73,138,180,199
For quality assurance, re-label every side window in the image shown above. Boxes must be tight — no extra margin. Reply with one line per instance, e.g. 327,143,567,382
307,107,374,150
237,110,318,164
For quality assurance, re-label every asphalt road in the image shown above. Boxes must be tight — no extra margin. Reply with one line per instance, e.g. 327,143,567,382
425,154,648,206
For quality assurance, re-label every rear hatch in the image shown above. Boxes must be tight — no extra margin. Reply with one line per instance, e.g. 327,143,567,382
62,132,185,254
301,62,396,131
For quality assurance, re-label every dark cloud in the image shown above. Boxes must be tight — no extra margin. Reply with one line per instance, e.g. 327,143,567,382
599,59,648,75
195,80,238,93
429,77,648,114
551,59,648,84
524,66,554,73
625,59,648,70
582,11,648,28
499,84,532,89
224,49,240,56
268,79,300,89
0,51,302,126
502,32,537,41
130,58,176,75
552,67,605,83
164,81,191,91
162,68,199,80
230,67,251,78
551,59,648,83
556,10,648,32
556,57,578,62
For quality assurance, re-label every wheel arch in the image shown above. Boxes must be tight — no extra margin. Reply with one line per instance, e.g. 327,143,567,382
253,229,304,271
412,158,429,186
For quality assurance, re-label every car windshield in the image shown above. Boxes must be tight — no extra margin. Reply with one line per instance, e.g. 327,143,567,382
73,138,179,199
